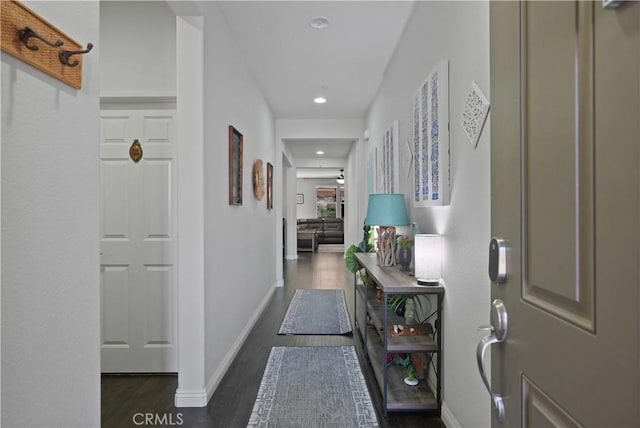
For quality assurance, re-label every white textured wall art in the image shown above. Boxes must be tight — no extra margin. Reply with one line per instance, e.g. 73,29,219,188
461,80,490,148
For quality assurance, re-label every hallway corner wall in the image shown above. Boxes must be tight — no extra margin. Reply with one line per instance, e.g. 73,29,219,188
364,2,491,426
1,1,101,426
198,2,277,399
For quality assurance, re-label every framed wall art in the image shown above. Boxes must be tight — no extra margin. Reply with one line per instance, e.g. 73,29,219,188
382,120,400,193
413,59,450,207
266,162,274,210
228,125,243,205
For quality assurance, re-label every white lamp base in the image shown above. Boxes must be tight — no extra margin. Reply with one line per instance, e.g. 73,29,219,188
416,278,440,286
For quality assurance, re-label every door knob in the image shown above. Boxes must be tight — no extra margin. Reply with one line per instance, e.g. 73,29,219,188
476,298,508,423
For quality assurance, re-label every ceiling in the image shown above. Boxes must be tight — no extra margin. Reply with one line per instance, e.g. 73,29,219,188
217,1,415,176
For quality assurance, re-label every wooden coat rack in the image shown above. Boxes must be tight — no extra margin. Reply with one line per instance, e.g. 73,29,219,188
1,0,93,89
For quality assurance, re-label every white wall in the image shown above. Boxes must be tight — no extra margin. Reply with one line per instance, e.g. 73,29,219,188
198,2,277,398
100,1,176,98
364,2,491,426
1,1,101,426
296,178,342,219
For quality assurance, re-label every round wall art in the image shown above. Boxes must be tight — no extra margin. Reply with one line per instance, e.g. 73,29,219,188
253,159,265,200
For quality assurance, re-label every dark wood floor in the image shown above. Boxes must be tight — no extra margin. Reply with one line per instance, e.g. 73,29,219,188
102,251,445,427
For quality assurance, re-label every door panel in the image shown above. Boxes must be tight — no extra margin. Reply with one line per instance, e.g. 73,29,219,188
144,265,174,345
100,110,177,373
522,1,595,331
101,160,130,240
101,265,130,346
490,1,639,426
143,160,173,239
522,376,582,428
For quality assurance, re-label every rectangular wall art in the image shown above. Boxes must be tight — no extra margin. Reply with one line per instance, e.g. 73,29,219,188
413,60,450,207
382,120,399,194
228,125,243,206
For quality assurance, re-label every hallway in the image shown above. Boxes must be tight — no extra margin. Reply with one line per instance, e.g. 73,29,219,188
102,252,444,427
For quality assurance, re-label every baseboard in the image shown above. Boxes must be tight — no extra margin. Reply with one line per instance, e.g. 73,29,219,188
275,279,284,287
285,255,298,260
441,402,462,428
204,284,276,401
424,375,461,428
174,389,207,407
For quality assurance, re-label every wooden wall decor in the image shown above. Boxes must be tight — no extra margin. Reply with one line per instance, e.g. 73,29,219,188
1,0,93,89
252,159,265,200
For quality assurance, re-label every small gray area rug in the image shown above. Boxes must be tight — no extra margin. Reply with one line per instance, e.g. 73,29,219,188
278,289,352,335
247,346,379,428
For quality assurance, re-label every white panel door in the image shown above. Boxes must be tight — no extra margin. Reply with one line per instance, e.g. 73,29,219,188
100,110,178,373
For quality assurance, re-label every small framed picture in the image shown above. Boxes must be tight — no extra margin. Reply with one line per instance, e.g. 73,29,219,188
266,162,274,210
228,125,243,205
296,193,304,204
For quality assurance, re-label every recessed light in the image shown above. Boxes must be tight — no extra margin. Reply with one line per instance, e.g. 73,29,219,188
313,96,327,104
309,16,330,30
316,150,324,155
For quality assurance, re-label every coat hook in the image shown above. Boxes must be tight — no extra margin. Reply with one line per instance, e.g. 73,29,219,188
17,27,64,51
59,43,93,67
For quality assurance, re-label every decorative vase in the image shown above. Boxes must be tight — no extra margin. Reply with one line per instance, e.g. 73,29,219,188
398,247,411,271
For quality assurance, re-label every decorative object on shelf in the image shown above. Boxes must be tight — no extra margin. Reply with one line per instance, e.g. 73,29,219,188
403,296,416,324
252,159,265,200
404,365,419,386
1,1,93,89
387,322,433,337
266,162,273,209
412,59,450,207
344,224,375,282
364,193,409,266
387,295,407,316
382,120,400,193
415,234,443,286
398,247,412,271
461,80,490,149
296,193,304,204
228,126,243,205
411,352,432,380
397,235,412,271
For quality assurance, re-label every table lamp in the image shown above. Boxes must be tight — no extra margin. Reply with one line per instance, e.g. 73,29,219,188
414,234,443,286
364,193,409,266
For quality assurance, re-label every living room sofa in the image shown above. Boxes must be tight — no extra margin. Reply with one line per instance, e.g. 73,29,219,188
297,218,344,249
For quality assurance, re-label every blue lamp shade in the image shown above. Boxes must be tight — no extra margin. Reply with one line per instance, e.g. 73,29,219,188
364,193,409,226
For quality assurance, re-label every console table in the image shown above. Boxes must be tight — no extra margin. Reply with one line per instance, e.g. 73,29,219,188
354,252,444,415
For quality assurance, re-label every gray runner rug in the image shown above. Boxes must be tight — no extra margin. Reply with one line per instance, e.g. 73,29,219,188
278,289,352,335
247,346,379,428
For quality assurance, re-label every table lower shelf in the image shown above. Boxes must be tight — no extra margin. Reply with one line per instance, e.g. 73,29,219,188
364,326,438,412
